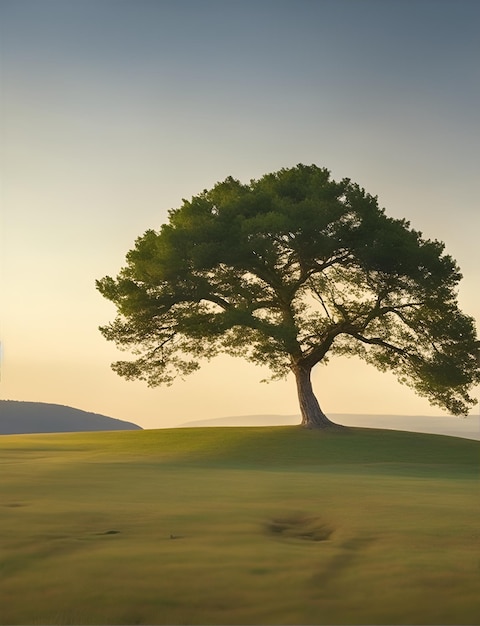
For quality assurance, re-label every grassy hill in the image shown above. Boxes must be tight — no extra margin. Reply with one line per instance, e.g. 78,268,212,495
1,426,479,625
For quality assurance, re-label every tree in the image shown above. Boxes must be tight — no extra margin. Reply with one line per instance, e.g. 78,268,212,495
96,165,479,428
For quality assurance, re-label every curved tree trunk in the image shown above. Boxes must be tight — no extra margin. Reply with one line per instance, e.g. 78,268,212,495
293,365,337,429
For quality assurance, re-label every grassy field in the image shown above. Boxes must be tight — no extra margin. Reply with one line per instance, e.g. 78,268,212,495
1,426,479,625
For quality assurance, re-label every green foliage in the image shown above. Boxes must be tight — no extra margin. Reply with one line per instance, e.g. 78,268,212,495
97,164,479,414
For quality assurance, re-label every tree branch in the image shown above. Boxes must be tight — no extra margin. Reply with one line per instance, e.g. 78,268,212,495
349,332,410,357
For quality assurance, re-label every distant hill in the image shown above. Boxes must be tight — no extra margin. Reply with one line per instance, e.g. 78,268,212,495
180,413,480,440
181,415,299,428
0,401,142,434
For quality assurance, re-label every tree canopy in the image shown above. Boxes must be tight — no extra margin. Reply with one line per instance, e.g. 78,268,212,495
96,165,479,428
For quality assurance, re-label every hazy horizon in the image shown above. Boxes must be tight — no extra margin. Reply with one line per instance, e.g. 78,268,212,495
2,399,478,442
1,0,479,429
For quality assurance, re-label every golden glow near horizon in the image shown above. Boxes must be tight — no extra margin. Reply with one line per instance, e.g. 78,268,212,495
1,0,479,429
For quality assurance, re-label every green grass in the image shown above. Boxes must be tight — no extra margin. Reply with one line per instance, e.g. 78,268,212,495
1,426,479,625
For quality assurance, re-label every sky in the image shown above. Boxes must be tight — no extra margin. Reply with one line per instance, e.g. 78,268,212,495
1,0,479,430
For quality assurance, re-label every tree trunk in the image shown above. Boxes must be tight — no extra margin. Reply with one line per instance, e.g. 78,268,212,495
293,365,337,429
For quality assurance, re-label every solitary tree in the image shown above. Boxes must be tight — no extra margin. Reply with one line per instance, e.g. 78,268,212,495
96,165,479,428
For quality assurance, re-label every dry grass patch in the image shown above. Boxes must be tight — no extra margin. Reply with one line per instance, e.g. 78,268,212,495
266,513,334,542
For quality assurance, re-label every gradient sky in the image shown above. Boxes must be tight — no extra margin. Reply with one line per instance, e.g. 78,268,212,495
1,0,479,429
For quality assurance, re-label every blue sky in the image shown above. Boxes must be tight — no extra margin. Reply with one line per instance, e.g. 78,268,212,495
1,0,479,428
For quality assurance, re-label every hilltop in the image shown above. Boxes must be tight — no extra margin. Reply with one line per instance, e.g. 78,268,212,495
180,413,480,440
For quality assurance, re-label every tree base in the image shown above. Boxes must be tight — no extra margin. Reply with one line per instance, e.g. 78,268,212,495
300,408,340,430
301,419,346,431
